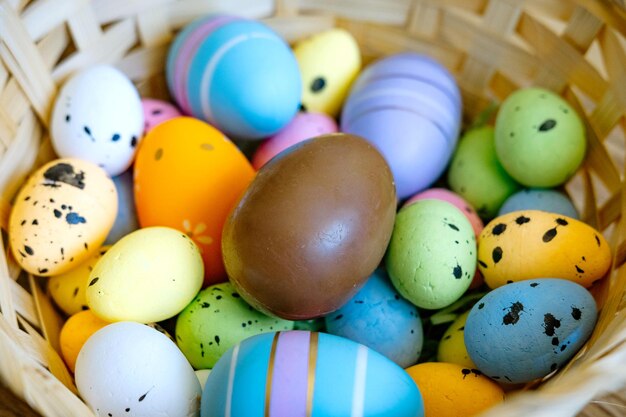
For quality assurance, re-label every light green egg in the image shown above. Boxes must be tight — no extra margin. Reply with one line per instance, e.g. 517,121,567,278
494,87,586,187
437,310,476,368
386,199,476,310
86,226,204,323
448,126,520,219
175,282,294,369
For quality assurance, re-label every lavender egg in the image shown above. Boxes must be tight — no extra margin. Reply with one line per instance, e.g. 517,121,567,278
341,53,461,198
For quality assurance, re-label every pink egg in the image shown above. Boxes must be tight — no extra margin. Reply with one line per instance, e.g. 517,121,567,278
404,188,483,236
252,112,338,169
141,98,182,133
405,187,485,289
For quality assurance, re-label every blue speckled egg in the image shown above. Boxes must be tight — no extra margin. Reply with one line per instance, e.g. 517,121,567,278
167,15,301,139
465,279,597,384
202,331,424,417
325,269,423,368
104,169,138,245
498,188,579,219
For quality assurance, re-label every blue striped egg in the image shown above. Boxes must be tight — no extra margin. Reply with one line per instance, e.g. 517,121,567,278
201,331,424,417
166,15,301,140
465,278,597,384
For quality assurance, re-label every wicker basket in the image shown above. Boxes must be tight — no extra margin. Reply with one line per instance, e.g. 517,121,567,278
1,0,626,416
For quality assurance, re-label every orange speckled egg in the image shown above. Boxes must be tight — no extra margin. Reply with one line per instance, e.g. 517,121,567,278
60,309,110,372
406,362,504,417
134,117,255,285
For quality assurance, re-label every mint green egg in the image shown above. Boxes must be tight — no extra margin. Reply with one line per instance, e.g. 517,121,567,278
448,126,520,219
495,87,586,187
386,199,476,310
175,282,294,369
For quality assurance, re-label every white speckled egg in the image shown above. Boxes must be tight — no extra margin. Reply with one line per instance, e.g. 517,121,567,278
75,321,201,417
51,65,144,176
87,227,204,323
9,159,117,276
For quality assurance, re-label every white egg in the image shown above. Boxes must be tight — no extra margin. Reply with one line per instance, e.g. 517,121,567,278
75,322,201,417
51,65,144,176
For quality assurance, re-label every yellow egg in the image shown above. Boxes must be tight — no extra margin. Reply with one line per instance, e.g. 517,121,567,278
294,28,361,117
478,210,611,288
8,158,117,276
86,227,203,323
59,310,110,373
437,311,476,368
406,362,504,417
48,246,109,316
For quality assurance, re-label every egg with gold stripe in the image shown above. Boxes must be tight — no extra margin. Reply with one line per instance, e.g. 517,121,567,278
201,331,424,417
478,210,611,289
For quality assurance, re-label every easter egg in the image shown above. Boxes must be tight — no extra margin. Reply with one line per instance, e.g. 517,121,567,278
448,126,521,219
134,117,254,285
48,246,109,315
294,28,361,117
196,369,211,391
405,362,504,417
251,112,338,169
105,170,138,245
478,210,611,288
350,53,461,106
60,310,110,373
325,269,423,368
9,159,117,276
386,200,476,310
87,227,203,323
141,98,182,133
404,188,484,237
76,322,201,417
50,65,144,176
341,53,461,199
166,15,301,139
175,282,294,369
465,279,597,383
498,188,579,219
223,133,396,319
437,311,476,368
495,87,586,187
201,331,424,417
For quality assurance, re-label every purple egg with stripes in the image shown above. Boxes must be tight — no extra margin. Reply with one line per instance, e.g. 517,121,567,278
201,331,424,417
342,77,460,148
341,53,461,199
349,53,461,107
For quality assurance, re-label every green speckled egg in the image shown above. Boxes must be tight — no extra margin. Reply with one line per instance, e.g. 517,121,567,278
495,87,586,187
386,199,477,310
437,310,476,368
175,282,294,369
448,126,520,220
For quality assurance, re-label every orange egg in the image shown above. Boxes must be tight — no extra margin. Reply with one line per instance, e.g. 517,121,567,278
134,117,255,286
59,310,110,373
405,362,504,417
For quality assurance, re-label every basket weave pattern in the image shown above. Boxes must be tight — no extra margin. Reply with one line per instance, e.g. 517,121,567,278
1,1,626,416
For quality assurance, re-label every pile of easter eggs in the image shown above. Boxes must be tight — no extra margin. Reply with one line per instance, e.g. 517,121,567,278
8,12,612,417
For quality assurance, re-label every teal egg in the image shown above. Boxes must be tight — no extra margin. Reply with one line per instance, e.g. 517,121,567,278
386,199,476,309
498,188,579,219
465,279,597,384
495,87,586,187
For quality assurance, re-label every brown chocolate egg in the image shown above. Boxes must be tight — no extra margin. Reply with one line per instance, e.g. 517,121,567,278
222,133,396,320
